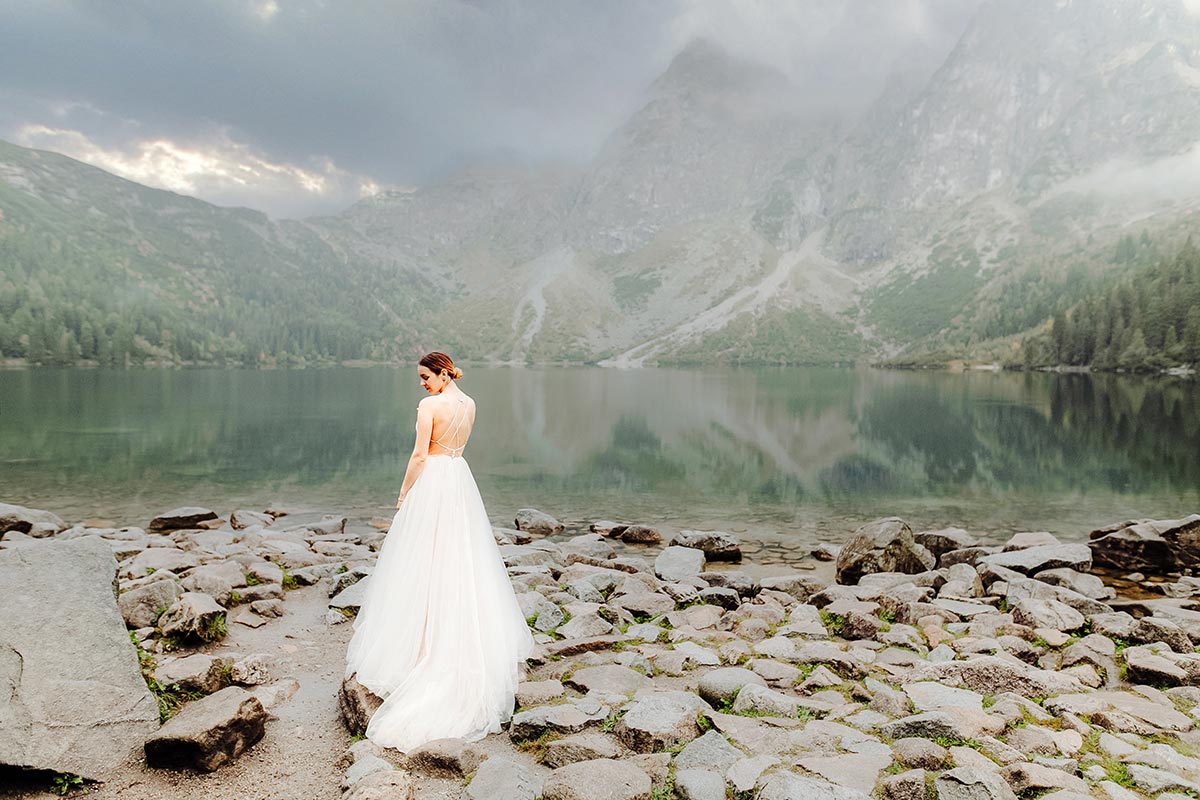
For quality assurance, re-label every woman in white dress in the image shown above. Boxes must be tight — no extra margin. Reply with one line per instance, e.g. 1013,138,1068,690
344,351,534,751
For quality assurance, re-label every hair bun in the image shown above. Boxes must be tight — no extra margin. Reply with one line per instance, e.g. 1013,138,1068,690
452,367,464,380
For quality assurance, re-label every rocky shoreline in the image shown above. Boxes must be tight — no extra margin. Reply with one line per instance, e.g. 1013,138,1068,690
3,501,1200,800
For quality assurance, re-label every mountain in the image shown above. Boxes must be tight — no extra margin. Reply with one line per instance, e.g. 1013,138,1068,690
0,139,439,365
3,1,1200,368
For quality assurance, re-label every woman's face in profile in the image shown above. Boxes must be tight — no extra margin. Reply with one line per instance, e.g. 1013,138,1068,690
418,366,442,393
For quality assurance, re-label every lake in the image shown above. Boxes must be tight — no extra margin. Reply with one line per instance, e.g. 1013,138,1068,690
1,366,1197,557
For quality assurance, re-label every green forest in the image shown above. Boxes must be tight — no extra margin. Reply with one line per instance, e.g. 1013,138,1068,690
1020,238,1200,371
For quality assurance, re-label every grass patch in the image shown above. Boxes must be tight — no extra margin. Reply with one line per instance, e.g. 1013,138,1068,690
650,768,676,800
696,711,713,733
1104,760,1134,787
244,573,261,586
819,610,845,636
514,729,561,762
281,568,298,591
200,612,227,642
601,709,626,733
879,609,896,624
931,736,982,750
49,772,85,796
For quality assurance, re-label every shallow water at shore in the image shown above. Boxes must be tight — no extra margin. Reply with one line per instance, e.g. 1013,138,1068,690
1,366,1196,550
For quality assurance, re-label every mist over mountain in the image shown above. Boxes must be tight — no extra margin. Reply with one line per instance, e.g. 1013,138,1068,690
3,0,1200,369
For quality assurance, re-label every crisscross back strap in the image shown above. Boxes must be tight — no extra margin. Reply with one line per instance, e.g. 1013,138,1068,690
431,398,468,456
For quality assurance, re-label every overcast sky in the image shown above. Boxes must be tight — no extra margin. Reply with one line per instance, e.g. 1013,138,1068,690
0,0,983,218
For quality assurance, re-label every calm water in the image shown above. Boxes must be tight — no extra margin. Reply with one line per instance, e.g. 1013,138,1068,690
1,367,1197,553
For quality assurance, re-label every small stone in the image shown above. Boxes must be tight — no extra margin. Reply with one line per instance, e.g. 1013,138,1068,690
514,508,564,536
620,525,662,544
670,530,742,562
230,653,273,685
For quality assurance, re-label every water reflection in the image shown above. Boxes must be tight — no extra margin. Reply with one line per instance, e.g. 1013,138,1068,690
0,367,1196,544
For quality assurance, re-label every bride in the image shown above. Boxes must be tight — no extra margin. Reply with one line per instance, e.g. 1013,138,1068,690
344,351,534,751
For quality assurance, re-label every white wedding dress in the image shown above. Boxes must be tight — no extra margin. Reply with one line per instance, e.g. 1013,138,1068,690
344,397,534,751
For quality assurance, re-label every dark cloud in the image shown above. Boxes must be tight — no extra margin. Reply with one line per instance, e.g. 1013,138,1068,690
0,0,982,217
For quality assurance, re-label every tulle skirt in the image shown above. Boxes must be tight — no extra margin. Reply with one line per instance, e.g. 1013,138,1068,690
344,455,534,751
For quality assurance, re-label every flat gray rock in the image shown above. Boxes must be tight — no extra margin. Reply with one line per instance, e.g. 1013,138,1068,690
935,767,1018,800
0,537,159,779
542,732,624,769
330,576,371,611
565,664,652,696
615,691,710,753
697,667,766,707
654,546,706,582
674,729,744,773
758,770,872,800
979,544,1092,575
541,758,651,800
674,768,726,800
465,756,541,800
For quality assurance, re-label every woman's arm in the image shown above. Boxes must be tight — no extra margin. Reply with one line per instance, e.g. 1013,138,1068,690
396,403,434,508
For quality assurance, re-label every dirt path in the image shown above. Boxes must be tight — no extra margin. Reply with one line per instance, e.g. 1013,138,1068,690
1,583,354,800
108,582,354,800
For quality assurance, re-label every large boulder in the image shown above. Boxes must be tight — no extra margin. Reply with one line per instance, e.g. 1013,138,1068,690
0,537,159,779
143,686,268,771
0,502,68,538
1089,515,1200,571
836,518,935,585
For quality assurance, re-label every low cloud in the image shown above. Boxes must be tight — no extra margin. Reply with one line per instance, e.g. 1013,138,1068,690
15,124,379,218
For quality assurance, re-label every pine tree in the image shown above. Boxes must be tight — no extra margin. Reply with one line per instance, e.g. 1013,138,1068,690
1120,328,1149,370
1184,307,1200,364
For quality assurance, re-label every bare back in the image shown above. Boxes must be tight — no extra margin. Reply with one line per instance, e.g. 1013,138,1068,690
420,392,476,458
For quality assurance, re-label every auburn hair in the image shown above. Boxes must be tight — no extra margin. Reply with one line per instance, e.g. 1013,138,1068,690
419,351,463,380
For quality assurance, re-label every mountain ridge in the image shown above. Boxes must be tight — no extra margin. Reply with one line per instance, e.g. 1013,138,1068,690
3,1,1200,367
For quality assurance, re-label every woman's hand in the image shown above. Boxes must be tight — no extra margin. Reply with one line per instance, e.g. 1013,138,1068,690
395,495,405,510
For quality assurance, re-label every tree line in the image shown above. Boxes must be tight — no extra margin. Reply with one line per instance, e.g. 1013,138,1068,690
1021,238,1200,370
